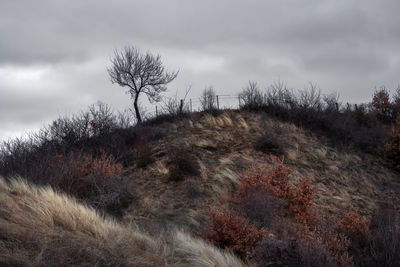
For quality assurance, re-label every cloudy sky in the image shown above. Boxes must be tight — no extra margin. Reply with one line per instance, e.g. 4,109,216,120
1,0,399,141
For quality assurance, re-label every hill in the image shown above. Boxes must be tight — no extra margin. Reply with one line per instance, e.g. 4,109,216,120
1,110,399,266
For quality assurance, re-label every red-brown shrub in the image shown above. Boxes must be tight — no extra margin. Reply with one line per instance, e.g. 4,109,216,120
372,87,392,122
47,152,122,199
336,212,370,243
290,178,316,223
44,152,132,212
385,116,400,171
203,207,267,259
235,160,315,223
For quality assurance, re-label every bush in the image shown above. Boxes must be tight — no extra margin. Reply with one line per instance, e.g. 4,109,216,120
372,87,392,123
239,81,264,110
200,86,218,111
240,81,388,155
385,116,400,171
235,188,286,228
166,147,199,182
253,225,353,267
0,103,165,183
235,160,315,223
133,135,154,168
297,226,353,267
336,212,370,244
203,207,267,259
44,152,135,213
254,134,284,156
185,178,203,199
350,206,400,267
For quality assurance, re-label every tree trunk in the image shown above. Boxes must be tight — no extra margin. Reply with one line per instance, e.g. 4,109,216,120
133,95,142,123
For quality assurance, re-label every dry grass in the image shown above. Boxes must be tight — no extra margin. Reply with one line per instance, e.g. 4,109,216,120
173,231,246,267
0,177,244,266
124,111,400,234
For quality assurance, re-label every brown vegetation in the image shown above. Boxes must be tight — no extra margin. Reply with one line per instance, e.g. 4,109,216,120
234,159,315,223
203,207,267,259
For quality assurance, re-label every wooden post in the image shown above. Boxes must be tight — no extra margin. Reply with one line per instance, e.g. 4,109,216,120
190,99,192,112
156,105,158,116
335,102,339,112
217,95,219,110
238,95,241,108
179,99,184,114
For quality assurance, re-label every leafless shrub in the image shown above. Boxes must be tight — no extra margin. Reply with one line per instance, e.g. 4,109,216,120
200,86,217,111
323,92,340,113
239,81,264,110
298,82,322,111
265,80,296,110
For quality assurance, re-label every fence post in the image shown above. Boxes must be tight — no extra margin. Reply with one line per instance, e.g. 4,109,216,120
179,99,184,114
217,95,220,110
190,99,192,112
156,105,158,116
238,95,241,108
335,102,339,112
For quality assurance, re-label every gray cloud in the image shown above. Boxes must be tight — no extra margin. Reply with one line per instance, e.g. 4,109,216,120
1,0,400,140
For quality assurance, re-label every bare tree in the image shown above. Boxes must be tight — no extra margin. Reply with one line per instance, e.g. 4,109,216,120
200,86,217,111
107,46,178,123
239,81,264,109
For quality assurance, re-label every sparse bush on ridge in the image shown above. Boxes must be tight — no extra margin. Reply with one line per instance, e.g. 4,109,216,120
372,87,392,123
0,102,165,183
239,81,389,154
239,81,264,110
200,86,218,111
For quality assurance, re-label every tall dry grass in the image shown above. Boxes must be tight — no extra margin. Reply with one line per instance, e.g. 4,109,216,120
0,177,244,266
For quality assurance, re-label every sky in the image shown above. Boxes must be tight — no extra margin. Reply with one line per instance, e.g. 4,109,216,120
1,0,400,141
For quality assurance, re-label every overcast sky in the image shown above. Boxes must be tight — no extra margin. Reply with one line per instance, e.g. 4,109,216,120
1,0,400,141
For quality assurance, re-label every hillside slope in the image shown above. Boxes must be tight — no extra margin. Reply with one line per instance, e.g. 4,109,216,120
1,110,399,266
123,111,400,231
